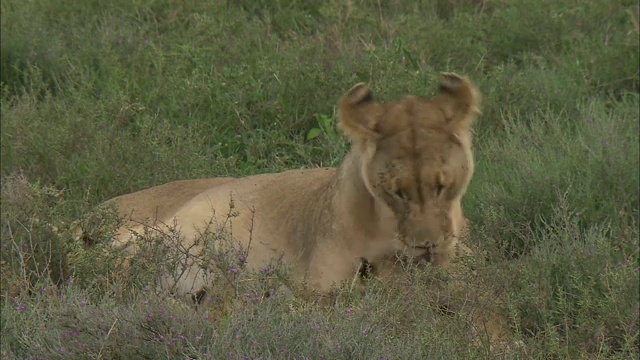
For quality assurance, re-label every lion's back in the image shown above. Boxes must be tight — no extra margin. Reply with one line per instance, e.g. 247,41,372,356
104,178,235,226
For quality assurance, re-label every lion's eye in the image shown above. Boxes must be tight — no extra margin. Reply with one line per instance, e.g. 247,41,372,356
394,189,408,201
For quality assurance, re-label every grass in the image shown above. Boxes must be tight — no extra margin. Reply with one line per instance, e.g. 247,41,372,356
1,0,639,358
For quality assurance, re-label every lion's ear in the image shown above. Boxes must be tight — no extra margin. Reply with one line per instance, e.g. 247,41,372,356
338,83,382,142
436,73,481,130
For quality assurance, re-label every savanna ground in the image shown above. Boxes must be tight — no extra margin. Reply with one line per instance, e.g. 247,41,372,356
1,0,639,359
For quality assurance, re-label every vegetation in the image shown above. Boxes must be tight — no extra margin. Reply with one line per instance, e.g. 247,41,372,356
1,0,638,358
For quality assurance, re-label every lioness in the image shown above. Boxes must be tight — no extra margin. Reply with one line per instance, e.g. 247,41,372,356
90,73,480,305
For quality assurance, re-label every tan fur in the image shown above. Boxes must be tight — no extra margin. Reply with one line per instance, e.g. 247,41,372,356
90,73,481,302
102,178,234,244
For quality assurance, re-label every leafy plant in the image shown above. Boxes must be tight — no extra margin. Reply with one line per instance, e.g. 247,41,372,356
306,113,339,142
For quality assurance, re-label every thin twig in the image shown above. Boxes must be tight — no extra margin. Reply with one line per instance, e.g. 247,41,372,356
96,317,119,360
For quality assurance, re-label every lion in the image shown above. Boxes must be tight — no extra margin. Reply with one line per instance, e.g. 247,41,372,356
79,73,486,306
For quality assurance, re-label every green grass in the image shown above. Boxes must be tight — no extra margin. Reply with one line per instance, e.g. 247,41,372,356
1,0,638,358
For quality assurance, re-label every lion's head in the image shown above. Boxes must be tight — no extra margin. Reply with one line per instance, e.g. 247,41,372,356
338,73,481,262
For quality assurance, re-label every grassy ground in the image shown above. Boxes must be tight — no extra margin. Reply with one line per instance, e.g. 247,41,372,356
1,0,639,359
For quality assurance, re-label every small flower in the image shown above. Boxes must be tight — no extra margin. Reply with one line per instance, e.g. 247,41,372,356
238,255,246,265
229,266,238,274
147,314,153,320
81,300,86,306
345,308,351,316
361,329,367,336
158,335,164,342
15,304,26,312
68,277,74,286
263,267,271,274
